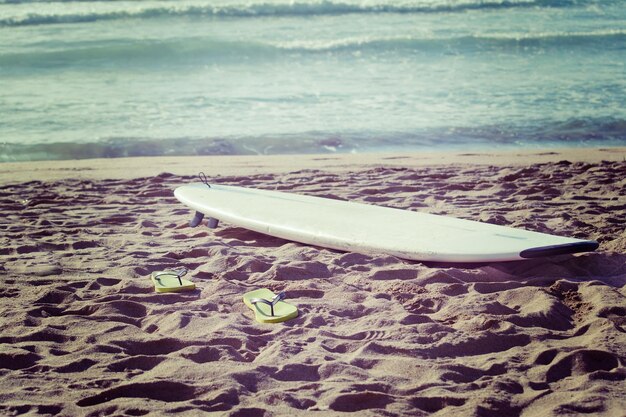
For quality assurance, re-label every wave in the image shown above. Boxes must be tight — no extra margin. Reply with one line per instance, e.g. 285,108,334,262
0,0,598,27
2,30,624,69
277,30,626,51
0,38,280,69
2,118,625,162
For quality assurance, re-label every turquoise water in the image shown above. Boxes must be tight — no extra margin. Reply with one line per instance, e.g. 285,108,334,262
1,0,625,161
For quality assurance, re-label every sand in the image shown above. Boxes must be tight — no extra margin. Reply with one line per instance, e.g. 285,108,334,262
1,148,625,416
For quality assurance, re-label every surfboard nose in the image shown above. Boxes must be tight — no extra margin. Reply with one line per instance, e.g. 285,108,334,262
519,241,599,259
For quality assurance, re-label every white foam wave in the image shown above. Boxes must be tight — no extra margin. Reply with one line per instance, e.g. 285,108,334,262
0,0,568,27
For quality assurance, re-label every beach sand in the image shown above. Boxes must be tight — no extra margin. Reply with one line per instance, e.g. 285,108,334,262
1,148,625,416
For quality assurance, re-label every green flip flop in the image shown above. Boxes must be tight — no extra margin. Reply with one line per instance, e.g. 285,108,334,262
151,267,195,293
243,288,298,324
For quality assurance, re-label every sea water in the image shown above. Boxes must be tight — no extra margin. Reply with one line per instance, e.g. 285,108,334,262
1,0,625,161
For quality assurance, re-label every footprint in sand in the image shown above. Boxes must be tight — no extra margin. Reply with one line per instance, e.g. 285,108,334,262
545,349,620,383
76,381,196,407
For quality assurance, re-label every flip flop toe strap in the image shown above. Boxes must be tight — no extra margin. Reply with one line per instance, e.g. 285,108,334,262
153,267,188,286
250,291,286,316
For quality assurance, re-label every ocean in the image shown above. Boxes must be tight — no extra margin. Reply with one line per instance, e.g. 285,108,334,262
1,0,625,161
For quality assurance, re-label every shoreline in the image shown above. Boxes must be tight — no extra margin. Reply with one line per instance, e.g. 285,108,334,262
1,146,625,184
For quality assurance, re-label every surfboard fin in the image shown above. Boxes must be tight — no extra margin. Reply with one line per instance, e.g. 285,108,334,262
207,218,219,229
189,211,204,227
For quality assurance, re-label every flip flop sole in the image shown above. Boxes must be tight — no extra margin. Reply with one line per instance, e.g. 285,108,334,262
151,273,195,293
243,288,298,323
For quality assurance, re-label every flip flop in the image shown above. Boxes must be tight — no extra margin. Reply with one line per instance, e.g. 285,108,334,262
243,288,298,324
150,267,195,293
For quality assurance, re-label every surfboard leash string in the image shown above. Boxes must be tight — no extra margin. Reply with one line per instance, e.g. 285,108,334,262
199,172,211,188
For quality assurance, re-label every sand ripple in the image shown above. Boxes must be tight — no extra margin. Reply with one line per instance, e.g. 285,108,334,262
1,161,625,416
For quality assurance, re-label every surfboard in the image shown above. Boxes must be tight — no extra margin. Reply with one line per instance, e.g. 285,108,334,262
174,183,598,263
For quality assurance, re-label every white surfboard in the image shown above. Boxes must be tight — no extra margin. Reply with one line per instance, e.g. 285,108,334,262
174,183,598,263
